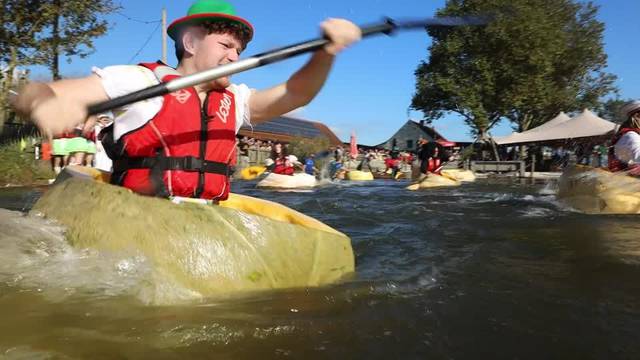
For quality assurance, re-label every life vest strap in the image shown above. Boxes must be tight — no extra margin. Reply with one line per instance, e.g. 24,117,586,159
114,156,233,176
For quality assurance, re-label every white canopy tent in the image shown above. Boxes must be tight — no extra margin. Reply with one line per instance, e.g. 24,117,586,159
494,112,571,145
493,109,618,145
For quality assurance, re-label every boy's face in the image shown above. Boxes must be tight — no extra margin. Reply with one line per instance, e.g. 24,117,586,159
191,30,243,89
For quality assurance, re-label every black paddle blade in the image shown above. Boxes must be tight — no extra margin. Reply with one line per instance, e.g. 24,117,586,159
394,15,493,30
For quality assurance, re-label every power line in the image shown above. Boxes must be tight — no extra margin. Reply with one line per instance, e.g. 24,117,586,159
115,11,161,24
127,21,162,64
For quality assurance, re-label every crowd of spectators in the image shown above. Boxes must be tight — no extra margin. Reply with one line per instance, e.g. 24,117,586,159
234,137,464,179
47,113,113,175
497,143,610,171
326,145,423,179
237,136,273,156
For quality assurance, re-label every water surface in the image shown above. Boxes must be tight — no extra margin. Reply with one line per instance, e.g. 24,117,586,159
1,178,639,359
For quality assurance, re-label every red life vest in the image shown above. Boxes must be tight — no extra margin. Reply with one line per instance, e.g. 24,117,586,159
427,157,442,174
104,62,238,201
608,128,640,172
273,157,294,175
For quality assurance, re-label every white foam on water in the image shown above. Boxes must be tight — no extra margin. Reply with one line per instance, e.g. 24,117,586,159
368,266,440,298
316,178,336,187
273,189,314,193
2,346,65,360
158,323,298,348
519,207,556,218
539,181,558,195
160,324,247,347
0,209,201,305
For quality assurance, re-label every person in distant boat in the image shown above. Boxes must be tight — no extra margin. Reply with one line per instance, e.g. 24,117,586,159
357,150,374,172
304,154,317,175
270,142,299,175
417,138,444,177
270,142,288,174
12,0,361,202
609,100,640,175
328,145,345,179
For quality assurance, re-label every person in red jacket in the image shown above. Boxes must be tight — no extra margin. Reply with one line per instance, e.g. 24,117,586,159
12,0,361,202
417,138,443,174
271,142,294,175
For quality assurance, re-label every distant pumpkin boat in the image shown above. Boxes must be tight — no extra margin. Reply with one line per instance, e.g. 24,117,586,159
557,165,640,214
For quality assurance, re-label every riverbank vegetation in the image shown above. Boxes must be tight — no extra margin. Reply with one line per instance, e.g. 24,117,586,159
0,139,53,186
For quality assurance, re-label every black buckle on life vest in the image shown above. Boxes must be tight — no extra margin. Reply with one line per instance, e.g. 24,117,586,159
183,156,202,171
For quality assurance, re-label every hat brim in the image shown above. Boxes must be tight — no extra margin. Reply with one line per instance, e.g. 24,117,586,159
627,106,640,117
167,13,254,41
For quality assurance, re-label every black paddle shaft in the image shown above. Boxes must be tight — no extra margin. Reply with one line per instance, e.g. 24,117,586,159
87,15,489,116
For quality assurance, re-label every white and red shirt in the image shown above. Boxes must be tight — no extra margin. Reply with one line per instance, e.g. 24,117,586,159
92,65,253,142
614,131,640,165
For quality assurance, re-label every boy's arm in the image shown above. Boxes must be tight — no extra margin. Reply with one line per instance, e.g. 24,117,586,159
12,75,109,137
248,18,361,124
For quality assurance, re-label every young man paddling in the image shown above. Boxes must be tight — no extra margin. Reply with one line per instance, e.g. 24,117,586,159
13,0,361,201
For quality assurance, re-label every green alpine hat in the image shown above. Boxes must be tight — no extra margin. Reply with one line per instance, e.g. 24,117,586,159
167,0,253,42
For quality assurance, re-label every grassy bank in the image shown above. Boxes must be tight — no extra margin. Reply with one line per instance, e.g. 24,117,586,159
0,138,54,186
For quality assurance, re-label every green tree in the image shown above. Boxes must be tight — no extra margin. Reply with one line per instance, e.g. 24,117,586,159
1,0,118,132
287,136,332,174
1,0,47,127
411,0,617,140
287,136,331,160
33,0,119,80
595,98,631,124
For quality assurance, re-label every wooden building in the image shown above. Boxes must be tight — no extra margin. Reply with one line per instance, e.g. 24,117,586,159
238,115,341,145
376,120,456,152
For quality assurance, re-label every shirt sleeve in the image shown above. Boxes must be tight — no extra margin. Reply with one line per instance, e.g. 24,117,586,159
92,65,164,141
615,132,640,164
229,83,254,133
92,65,160,99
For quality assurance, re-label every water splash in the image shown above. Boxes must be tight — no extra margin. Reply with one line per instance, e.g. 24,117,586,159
0,209,199,305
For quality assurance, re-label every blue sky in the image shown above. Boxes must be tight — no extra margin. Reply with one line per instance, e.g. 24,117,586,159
32,0,640,145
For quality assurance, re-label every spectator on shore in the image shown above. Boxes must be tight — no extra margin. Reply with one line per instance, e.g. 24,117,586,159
94,113,114,171
51,131,74,174
239,136,250,156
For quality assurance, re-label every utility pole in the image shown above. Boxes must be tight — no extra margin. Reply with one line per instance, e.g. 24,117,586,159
161,8,167,64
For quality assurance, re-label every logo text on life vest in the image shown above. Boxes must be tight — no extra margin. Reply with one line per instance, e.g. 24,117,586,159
216,93,232,124
171,89,191,104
